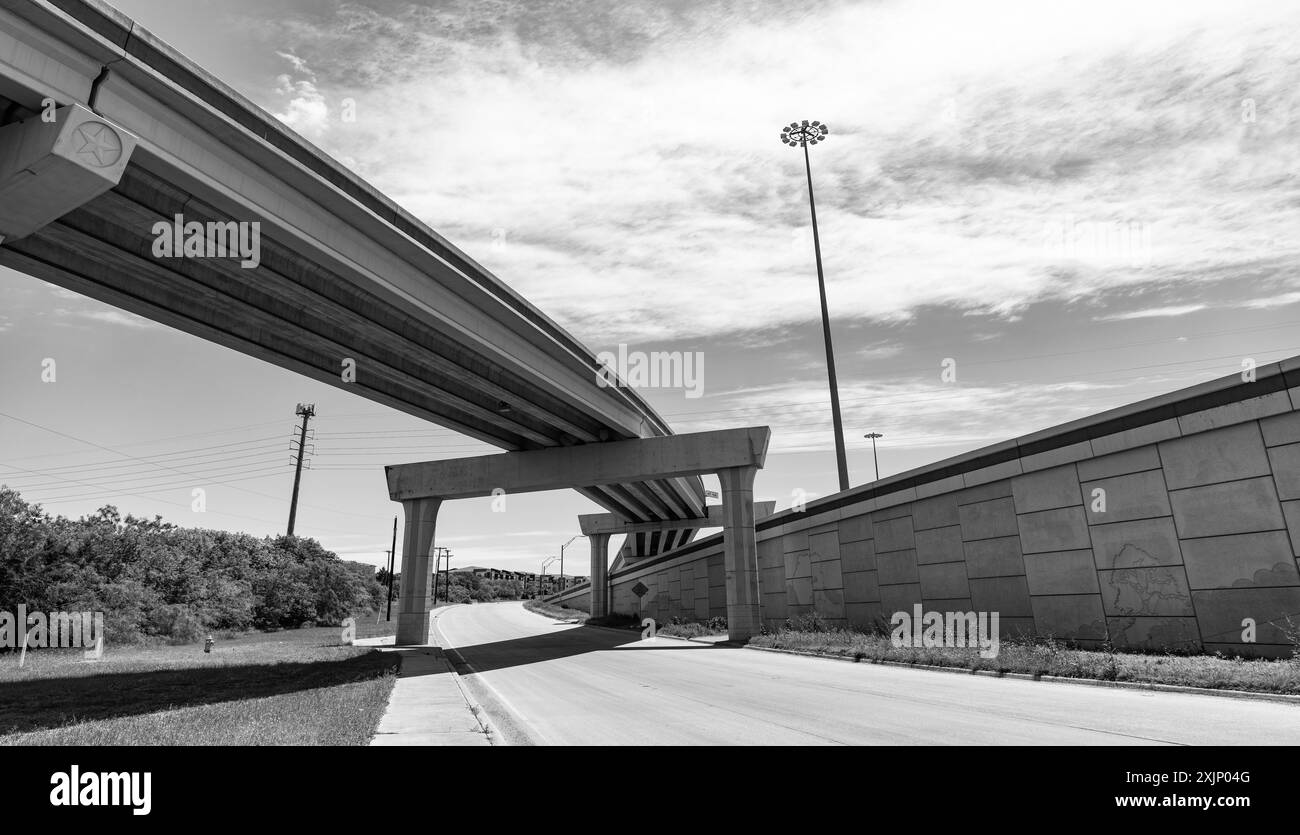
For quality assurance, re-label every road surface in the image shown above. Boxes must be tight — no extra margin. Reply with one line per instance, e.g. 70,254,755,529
432,601,1300,745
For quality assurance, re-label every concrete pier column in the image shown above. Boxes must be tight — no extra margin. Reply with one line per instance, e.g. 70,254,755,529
396,497,442,645
589,533,612,618
717,465,761,641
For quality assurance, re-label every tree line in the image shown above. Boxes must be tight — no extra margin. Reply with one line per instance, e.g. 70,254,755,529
374,567,533,605
0,487,384,646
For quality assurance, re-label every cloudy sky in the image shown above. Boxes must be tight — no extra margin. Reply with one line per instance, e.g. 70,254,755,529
2,0,1298,572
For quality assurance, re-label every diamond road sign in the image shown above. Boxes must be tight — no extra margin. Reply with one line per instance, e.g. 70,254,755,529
632,582,649,598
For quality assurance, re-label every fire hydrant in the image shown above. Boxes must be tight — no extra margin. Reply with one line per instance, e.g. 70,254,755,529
204,635,214,653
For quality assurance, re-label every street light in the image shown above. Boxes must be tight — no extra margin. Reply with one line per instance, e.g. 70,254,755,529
540,556,558,597
559,535,581,591
864,432,884,482
781,119,849,493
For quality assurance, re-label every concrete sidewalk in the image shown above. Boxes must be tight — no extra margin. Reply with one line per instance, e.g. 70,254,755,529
369,645,494,746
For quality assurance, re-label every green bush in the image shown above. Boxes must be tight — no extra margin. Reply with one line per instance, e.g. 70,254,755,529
0,487,385,646
145,603,207,644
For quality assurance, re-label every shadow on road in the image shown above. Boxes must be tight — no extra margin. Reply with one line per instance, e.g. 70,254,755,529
443,623,723,675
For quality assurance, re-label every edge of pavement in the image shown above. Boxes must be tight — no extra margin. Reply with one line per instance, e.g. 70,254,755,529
368,604,504,746
742,644,1300,705
430,603,548,746
509,605,1300,706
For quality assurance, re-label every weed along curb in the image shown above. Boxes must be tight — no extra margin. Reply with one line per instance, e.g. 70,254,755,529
436,644,506,746
650,632,728,646
743,645,1300,706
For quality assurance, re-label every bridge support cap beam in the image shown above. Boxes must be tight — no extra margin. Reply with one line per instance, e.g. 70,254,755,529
386,426,770,502
0,104,136,242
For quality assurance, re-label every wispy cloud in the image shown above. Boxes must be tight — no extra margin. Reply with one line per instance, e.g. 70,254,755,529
271,52,329,137
260,0,1300,344
856,342,906,361
673,375,1133,456
1094,304,1209,322
82,311,158,329
1238,291,1300,310
50,309,159,329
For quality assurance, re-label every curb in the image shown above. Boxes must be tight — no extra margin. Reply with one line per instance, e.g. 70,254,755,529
522,605,731,645
742,645,1300,705
368,645,494,746
428,607,505,745
650,632,730,646
520,604,642,638
438,644,506,745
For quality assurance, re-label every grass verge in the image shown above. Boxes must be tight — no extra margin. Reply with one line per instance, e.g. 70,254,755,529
749,629,1300,694
0,626,399,745
522,599,642,629
523,599,589,622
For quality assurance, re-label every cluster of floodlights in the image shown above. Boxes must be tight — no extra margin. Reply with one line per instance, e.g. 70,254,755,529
780,120,829,147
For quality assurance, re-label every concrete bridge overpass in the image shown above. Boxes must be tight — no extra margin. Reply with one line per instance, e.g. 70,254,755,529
0,0,707,530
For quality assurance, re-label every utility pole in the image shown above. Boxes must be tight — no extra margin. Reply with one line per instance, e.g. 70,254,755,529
286,403,316,536
385,515,397,621
432,546,445,604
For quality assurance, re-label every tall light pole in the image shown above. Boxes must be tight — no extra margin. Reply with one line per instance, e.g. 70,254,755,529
559,535,580,591
781,119,849,492
864,432,883,482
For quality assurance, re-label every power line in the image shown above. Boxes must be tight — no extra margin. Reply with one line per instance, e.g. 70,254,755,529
0,459,288,527
1,444,286,483
5,457,291,491
0,421,293,464
1,460,384,538
0,411,385,522
27,465,291,504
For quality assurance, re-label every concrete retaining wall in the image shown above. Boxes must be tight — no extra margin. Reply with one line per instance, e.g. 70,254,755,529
549,357,1300,656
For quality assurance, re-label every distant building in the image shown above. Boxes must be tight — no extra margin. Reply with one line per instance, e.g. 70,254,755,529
448,564,586,595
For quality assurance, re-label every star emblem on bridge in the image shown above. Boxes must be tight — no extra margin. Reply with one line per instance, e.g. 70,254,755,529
70,121,123,168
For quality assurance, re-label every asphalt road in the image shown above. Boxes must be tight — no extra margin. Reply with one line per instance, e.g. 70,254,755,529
432,601,1300,745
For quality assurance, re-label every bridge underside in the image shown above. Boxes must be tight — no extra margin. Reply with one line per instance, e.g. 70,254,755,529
0,69,705,532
